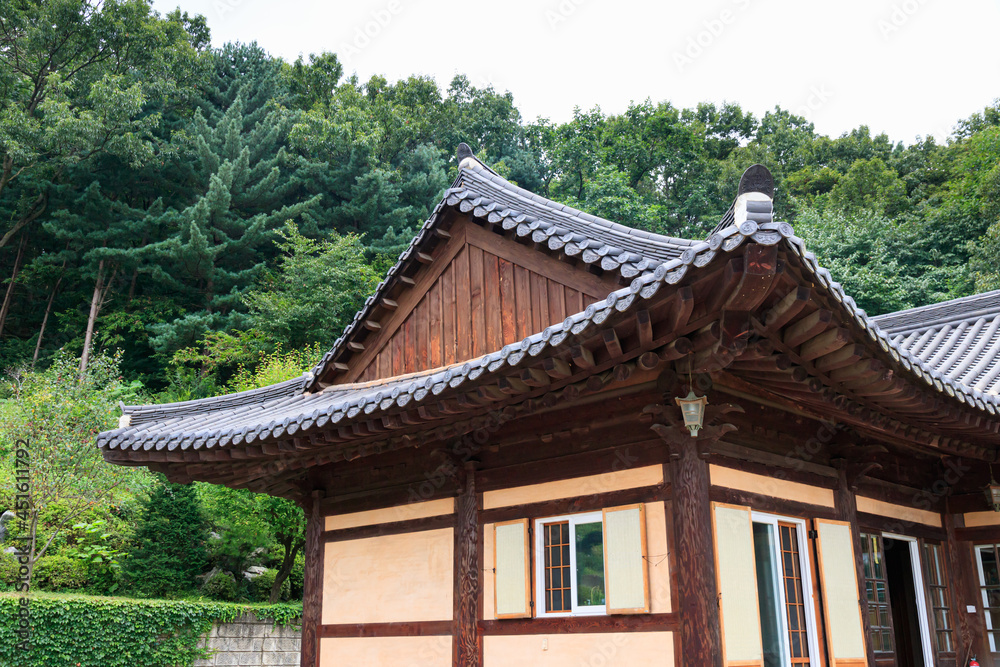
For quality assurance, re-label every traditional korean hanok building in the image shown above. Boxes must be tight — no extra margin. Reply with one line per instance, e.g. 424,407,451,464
99,145,1000,667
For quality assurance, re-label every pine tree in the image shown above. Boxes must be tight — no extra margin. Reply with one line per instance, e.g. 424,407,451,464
145,44,324,358
122,478,210,598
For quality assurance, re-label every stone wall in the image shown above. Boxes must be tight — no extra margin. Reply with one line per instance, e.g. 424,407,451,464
193,614,300,666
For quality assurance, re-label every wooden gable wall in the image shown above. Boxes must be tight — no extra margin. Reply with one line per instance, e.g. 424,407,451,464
348,218,619,383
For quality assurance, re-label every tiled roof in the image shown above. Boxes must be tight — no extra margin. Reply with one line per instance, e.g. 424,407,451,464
98,216,786,455
874,290,1000,396
97,161,1000,462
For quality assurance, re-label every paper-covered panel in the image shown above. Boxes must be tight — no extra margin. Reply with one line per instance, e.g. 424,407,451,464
603,505,649,613
494,519,530,618
712,503,763,665
814,519,866,663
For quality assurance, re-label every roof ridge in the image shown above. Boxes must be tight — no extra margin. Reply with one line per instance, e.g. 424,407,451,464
874,289,1000,334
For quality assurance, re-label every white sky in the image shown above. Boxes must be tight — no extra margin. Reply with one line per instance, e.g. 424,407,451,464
152,0,1000,144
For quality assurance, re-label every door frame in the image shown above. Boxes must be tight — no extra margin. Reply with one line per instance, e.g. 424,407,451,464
883,532,935,667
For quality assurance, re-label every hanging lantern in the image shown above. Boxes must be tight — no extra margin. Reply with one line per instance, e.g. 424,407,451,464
986,466,1000,513
675,390,708,438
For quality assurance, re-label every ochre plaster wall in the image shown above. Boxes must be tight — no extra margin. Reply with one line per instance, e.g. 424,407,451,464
483,465,663,510
481,501,671,621
964,511,1000,527
322,528,454,625
319,636,452,667
483,631,674,666
855,496,942,528
709,464,836,508
324,497,454,531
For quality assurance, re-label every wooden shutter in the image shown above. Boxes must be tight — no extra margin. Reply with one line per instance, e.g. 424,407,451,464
494,519,531,619
711,502,764,667
813,519,867,667
602,504,650,614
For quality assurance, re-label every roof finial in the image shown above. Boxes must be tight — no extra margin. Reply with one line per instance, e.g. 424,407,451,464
457,142,474,162
737,164,774,199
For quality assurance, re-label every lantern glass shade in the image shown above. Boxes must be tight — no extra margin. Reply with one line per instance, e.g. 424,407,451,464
675,390,708,438
987,483,1000,513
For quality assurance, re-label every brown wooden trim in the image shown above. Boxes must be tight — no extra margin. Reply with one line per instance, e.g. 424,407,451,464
465,222,617,301
475,439,666,493
321,513,455,543
954,524,1000,543
320,482,457,516
300,492,324,667
480,484,668,525
856,511,946,541
708,486,839,521
479,612,679,635
319,620,454,638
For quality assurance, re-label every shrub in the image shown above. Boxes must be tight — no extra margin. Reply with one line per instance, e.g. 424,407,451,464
246,568,277,602
202,570,238,601
34,555,89,590
121,478,209,598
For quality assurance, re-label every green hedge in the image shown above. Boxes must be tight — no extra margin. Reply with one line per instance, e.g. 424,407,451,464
0,593,301,667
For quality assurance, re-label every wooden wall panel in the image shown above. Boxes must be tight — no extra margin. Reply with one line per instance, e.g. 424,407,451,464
354,237,613,381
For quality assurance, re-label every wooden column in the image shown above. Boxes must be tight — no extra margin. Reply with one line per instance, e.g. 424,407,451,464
454,462,480,667
668,433,723,667
945,511,988,665
647,387,740,667
300,490,325,667
836,467,875,667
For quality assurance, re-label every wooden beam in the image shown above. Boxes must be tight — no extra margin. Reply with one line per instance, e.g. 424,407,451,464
799,327,849,362
636,310,653,347
543,357,572,379
603,329,623,358
783,309,832,348
764,287,810,331
571,345,595,369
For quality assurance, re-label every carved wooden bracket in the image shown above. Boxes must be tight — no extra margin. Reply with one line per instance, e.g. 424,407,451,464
644,399,743,460
832,444,887,490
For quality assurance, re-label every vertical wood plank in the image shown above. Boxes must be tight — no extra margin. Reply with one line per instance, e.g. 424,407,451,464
514,265,531,341
415,295,428,370
548,278,566,324
455,247,472,362
529,271,543,334
377,333,391,379
483,252,502,351
565,286,583,316
442,262,457,365
499,258,516,346
469,245,486,358
535,272,550,331
454,465,480,667
391,328,404,377
429,279,443,369
403,315,415,375
300,492,324,667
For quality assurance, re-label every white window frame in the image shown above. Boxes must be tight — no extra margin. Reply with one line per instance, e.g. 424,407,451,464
533,511,607,617
975,544,1000,652
751,512,822,667
882,532,934,667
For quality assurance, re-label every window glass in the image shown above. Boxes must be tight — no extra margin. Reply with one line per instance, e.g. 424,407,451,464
753,521,787,667
976,545,1000,652
574,521,605,607
922,543,953,654
536,512,606,616
861,533,894,654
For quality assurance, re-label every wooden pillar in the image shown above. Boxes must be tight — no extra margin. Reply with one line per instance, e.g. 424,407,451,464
668,435,722,667
300,491,324,667
454,462,480,667
836,467,875,667
945,511,988,665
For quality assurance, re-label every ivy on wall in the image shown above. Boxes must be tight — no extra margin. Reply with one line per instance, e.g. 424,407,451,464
0,593,301,667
